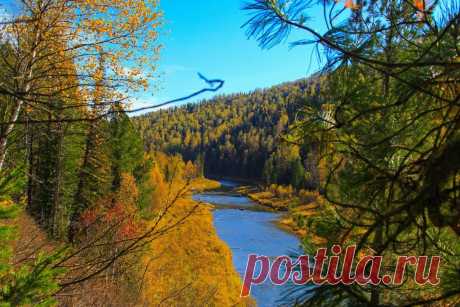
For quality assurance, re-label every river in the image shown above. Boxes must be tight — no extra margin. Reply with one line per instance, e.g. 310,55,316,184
193,180,302,307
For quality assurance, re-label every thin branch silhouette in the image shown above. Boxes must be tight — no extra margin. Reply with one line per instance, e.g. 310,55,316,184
0,73,224,125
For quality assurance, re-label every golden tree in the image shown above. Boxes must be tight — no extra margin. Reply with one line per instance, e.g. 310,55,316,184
0,0,162,170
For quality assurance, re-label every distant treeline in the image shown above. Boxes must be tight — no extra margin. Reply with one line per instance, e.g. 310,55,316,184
135,78,323,189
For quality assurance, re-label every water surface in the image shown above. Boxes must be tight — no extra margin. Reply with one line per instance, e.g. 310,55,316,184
193,181,302,307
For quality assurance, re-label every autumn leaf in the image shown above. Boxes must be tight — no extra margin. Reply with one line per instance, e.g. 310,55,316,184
414,0,425,11
343,0,360,10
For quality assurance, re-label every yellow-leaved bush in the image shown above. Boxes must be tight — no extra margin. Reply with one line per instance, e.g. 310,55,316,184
139,153,254,306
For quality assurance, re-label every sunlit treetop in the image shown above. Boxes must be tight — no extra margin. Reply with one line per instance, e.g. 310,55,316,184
1,0,162,114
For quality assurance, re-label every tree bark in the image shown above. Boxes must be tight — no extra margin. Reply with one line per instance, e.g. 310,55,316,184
0,13,41,171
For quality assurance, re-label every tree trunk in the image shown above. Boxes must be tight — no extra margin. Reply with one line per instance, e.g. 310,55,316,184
0,100,24,170
0,15,41,171
52,112,64,239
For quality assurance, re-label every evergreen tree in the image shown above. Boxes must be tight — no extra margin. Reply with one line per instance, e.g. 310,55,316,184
290,158,304,189
70,119,112,242
134,79,320,186
109,110,144,189
243,0,460,305
0,167,63,305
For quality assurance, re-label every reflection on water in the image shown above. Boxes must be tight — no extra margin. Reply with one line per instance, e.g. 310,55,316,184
194,181,303,307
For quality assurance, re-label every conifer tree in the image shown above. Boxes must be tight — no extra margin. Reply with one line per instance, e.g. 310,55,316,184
243,0,460,305
109,110,144,189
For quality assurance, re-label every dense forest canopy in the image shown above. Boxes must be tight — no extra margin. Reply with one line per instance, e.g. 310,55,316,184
135,79,323,188
0,0,459,306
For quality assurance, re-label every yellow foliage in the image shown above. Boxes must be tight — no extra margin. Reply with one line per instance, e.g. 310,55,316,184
184,160,197,180
139,153,253,306
116,173,139,210
150,164,167,203
5,0,162,116
141,198,253,306
190,178,222,192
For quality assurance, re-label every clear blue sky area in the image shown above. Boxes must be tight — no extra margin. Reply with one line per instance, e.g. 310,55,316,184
147,0,325,109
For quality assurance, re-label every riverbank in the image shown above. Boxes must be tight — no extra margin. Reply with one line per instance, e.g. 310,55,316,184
234,184,322,238
190,177,223,192
141,177,254,306
195,180,302,306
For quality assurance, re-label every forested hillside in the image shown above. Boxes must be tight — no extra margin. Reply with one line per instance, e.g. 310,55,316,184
0,1,248,305
0,1,163,303
136,79,322,188
1,0,459,306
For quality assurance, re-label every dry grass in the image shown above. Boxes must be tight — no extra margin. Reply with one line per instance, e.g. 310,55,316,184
236,184,327,241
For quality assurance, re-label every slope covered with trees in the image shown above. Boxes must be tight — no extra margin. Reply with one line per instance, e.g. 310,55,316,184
0,1,246,305
136,79,323,189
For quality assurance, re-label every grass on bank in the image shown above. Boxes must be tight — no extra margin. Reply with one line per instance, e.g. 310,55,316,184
236,184,327,244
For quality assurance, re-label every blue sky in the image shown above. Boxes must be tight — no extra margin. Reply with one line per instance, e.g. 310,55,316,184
139,0,325,110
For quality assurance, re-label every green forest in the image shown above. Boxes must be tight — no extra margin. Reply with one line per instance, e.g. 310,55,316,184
135,79,322,189
0,0,459,306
